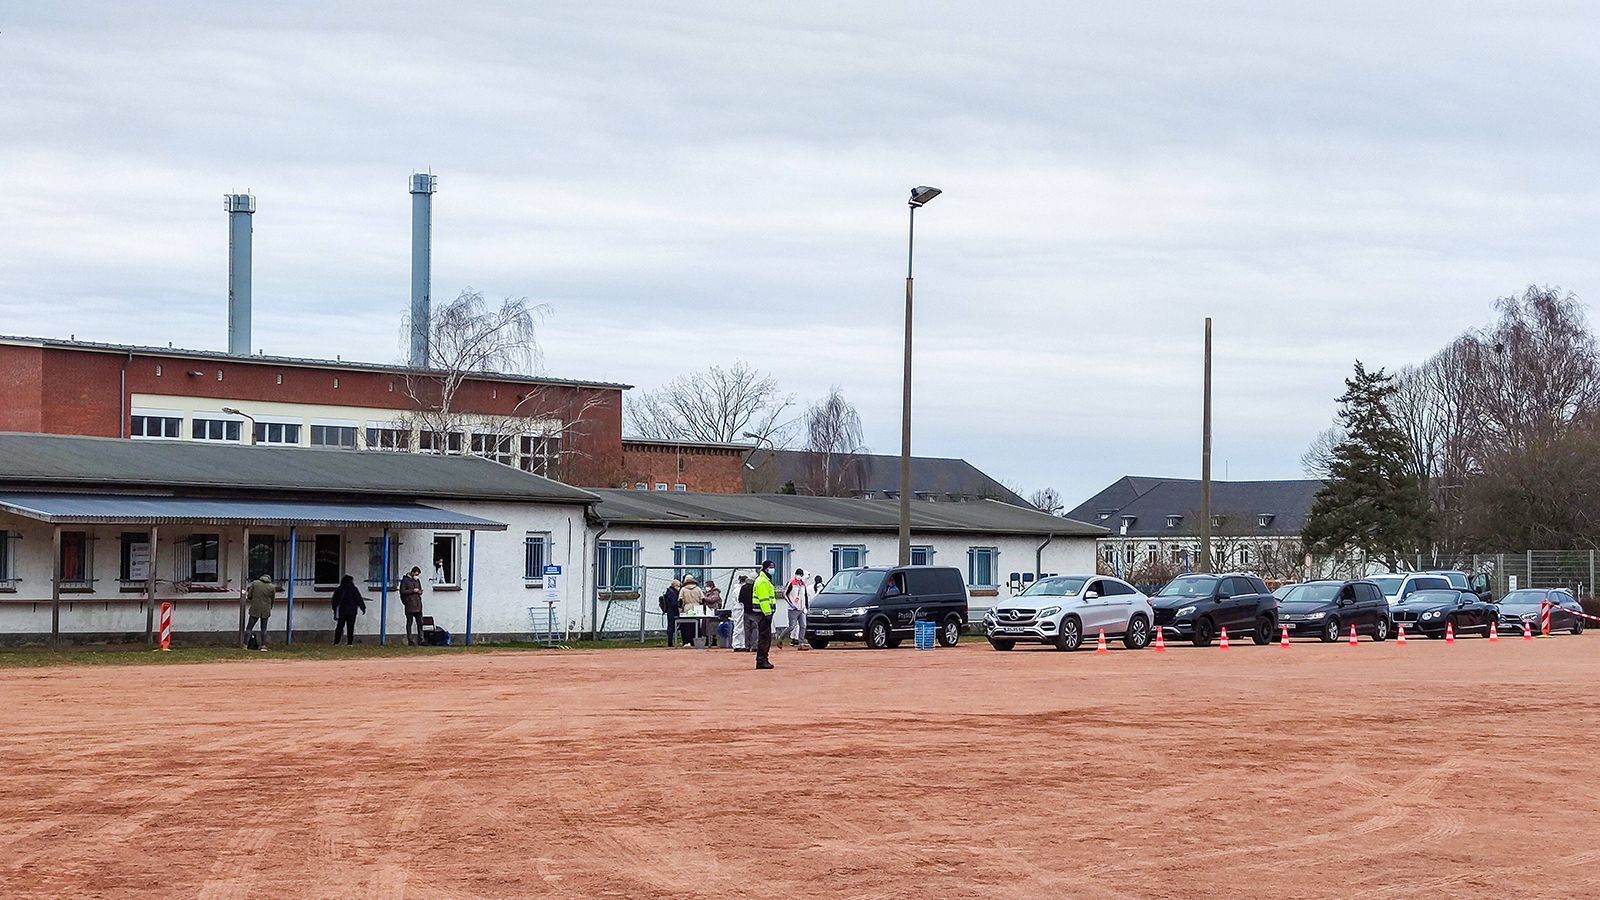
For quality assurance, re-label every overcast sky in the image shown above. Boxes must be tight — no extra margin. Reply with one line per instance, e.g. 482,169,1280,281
2,2,1597,506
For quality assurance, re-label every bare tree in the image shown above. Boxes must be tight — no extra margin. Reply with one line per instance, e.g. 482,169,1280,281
797,387,866,497
1300,425,1344,479
625,361,794,445
1029,487,1063,514
398,288,609,481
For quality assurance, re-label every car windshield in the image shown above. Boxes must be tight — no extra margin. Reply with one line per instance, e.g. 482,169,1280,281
1407,590,1461,605
1158,576,1219,598
1369,576,1405,595
1020,576,1088,597
821,570,887,595
1439,572,1469,589
1283,583,1341,604
1272,584,1297,599
1500,590,1547,607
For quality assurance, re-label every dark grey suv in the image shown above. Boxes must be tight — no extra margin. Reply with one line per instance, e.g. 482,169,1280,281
805,566,968,649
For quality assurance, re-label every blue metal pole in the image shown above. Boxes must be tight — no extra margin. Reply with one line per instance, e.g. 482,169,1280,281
380,526,391,646
465,530,477,646
286,525,297,646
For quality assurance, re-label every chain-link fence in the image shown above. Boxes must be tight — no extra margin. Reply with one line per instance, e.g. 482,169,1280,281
595,566,758,641
1470,551,1597,597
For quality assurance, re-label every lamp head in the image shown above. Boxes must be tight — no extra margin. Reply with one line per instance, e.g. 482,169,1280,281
908,185,942,208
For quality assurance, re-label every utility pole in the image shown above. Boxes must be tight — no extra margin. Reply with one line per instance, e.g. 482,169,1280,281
1200,317,1213,574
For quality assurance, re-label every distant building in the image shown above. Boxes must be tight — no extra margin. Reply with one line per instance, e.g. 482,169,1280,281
1066,476,1323,581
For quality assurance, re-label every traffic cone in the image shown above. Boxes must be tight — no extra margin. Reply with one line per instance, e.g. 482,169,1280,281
1489,621,1499,642
1095,629,1109,654
1153,628,1167,652
1280,625,1291,648
1524,622,1534,641
1397,623,1408,645
1445,621,1455,644
1348,623,1359,646
1219,627,1230,650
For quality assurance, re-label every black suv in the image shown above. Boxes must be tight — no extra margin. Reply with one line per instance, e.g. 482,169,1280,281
805,566,968,649
1278,580,1393,642
1151,573,1278,646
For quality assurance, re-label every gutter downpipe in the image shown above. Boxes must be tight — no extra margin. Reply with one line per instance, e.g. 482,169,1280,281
1036,532,1056,581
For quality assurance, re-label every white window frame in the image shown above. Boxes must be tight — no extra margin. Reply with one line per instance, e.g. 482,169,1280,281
431,533,462,587
518,433,562,477
910,545,934,566
252,417,303,446
191,413,244,443
754,544,789,578
673,542,713,582
524,532,552,585
966,546,998,589
130,407,184,440
420,430,465,455
310,421,359,450
832,544,867,573
471,432,516,466
597,540,640,591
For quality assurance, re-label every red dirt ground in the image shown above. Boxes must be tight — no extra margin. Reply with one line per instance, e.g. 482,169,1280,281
1,635,1597,898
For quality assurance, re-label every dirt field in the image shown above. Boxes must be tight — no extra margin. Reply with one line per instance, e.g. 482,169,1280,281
2,634,1597,899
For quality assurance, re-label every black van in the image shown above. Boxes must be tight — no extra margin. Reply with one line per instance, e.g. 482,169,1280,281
805,566,969,649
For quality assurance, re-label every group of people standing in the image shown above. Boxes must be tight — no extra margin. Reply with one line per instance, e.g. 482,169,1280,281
240,564,432,650
660,575,726,647
661,562,824,670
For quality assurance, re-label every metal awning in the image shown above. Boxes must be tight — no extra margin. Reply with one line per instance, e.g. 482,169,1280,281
0,493,507,530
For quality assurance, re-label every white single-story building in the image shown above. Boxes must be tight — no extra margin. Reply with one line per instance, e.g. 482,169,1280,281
0,433,1103,645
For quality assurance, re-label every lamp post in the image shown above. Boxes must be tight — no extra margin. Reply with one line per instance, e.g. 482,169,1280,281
222,407,257,446
741,431,778,480
900,185,941,565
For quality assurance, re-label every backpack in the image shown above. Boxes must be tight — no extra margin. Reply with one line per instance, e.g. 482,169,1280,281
658,590,673,613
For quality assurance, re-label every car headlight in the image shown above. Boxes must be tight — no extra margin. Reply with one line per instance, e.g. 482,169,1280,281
1307,611,1326,620
845,607,869,617
1038,606,1061,618
1522,613,1537,621
1176,606,1196,617
1423,610,1440,620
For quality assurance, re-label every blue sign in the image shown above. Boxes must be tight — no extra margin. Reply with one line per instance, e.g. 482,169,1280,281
544,564,562,576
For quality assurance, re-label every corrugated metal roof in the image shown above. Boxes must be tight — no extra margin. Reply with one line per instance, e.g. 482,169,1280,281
0,493,507,529
0,433,598,505
0,334,631,391
590,490,1104,536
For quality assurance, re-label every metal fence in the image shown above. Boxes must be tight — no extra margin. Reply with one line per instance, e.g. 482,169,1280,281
1470,551,1598,597
596,566,757,641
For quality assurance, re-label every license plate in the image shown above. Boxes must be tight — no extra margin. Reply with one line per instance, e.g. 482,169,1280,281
997,627,1027,634
813,629,834,636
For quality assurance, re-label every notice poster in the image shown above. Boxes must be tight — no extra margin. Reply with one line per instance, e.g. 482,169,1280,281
128,542,151,581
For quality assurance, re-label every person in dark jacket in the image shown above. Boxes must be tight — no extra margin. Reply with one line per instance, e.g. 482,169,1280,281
331,575,366,645
399,566,425,645
737,575,757,652
660,579,682,647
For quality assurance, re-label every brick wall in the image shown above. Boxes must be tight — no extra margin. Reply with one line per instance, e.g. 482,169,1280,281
621,442,747,493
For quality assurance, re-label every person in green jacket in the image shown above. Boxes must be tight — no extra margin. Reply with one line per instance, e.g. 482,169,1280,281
752,561,778,670
244,573,275,651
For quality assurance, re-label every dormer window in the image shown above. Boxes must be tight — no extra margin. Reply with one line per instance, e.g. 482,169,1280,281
1257,514,1275,528
1119,516,1137,531
1097,510,1113,521
1165,514,1183,528
1211,515,1224,528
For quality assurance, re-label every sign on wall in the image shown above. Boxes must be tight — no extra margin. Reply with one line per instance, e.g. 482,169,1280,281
128,542,151,581
544,565,562,604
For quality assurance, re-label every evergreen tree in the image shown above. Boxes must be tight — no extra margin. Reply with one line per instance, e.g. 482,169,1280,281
1303,362,1430,568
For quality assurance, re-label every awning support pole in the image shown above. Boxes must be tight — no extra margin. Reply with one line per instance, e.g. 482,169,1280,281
239,526,250,646
380,526,391,646
286,525,297,646
465,530,477,646
145,525,159,648
50,526,61,650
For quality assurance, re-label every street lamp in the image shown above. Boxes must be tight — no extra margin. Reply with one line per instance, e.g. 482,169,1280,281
221,407,256,446
741,431,777,472
900,186,940,565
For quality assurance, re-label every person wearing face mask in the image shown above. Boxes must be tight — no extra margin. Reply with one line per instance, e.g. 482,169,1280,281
751,561,778,670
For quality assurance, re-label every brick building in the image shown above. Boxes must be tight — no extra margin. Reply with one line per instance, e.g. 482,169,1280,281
619,439,748,493
0,336,628,488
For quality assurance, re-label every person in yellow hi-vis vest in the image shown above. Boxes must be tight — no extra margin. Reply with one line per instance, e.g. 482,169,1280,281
752,561,778,669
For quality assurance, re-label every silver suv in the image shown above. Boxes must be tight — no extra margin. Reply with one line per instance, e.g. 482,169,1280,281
983,574,1154,651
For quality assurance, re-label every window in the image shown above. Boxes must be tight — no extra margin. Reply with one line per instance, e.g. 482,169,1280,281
754,544,789,577
674,484,687,492
183,534,221,584
310,425,358,449
1170,546,1183,563
673,542,712,583
118,532,153,583
472,433,515,466
1166,515,1183,528
1257,514,1275,528
58,531,93,587
432,534,460,586
1238,546,1251,566
314,534,343,586
420,430,464,454
967,547,998,589
831,544,867,573
597,540,639,591
524,533,550,584
0,531,16,586
910,545,934,566
1120,516,1137,531
519,434,561,477
253,422,302,445
1211,515,1224,528
634,482,648,491
130,414,182,438
366,426,412,451
366,534,400,586
192,417,241,442
1147,544,1158,563
247,534,277,581
655,483,668,492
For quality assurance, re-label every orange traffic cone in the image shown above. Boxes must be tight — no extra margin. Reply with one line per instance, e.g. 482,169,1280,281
1348,623,1359,646
1445,621,1455,644
1219,627,1231,650
1489,621,1499,642
1153,628,1167,652
1524,621,1535,641
1280,625,1291,648
1095,629,1109,654
1397,623,1408,645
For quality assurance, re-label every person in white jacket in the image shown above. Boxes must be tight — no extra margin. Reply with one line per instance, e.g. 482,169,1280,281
779,568,812,650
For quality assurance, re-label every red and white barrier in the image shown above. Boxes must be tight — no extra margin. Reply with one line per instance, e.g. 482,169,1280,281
1218,627,1231,650
158,602,173,652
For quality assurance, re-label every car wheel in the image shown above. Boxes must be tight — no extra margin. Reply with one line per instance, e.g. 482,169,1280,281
988,638,1015,651
865,619,891,650
1252,615,1275,646
806,637,830,649
1373,617,1390,642
938,615,963,648
1055,616,1083,652
1123,615,1151,650
1320,618,1341,643
1573,616,1585,636
1191,617,1215,647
